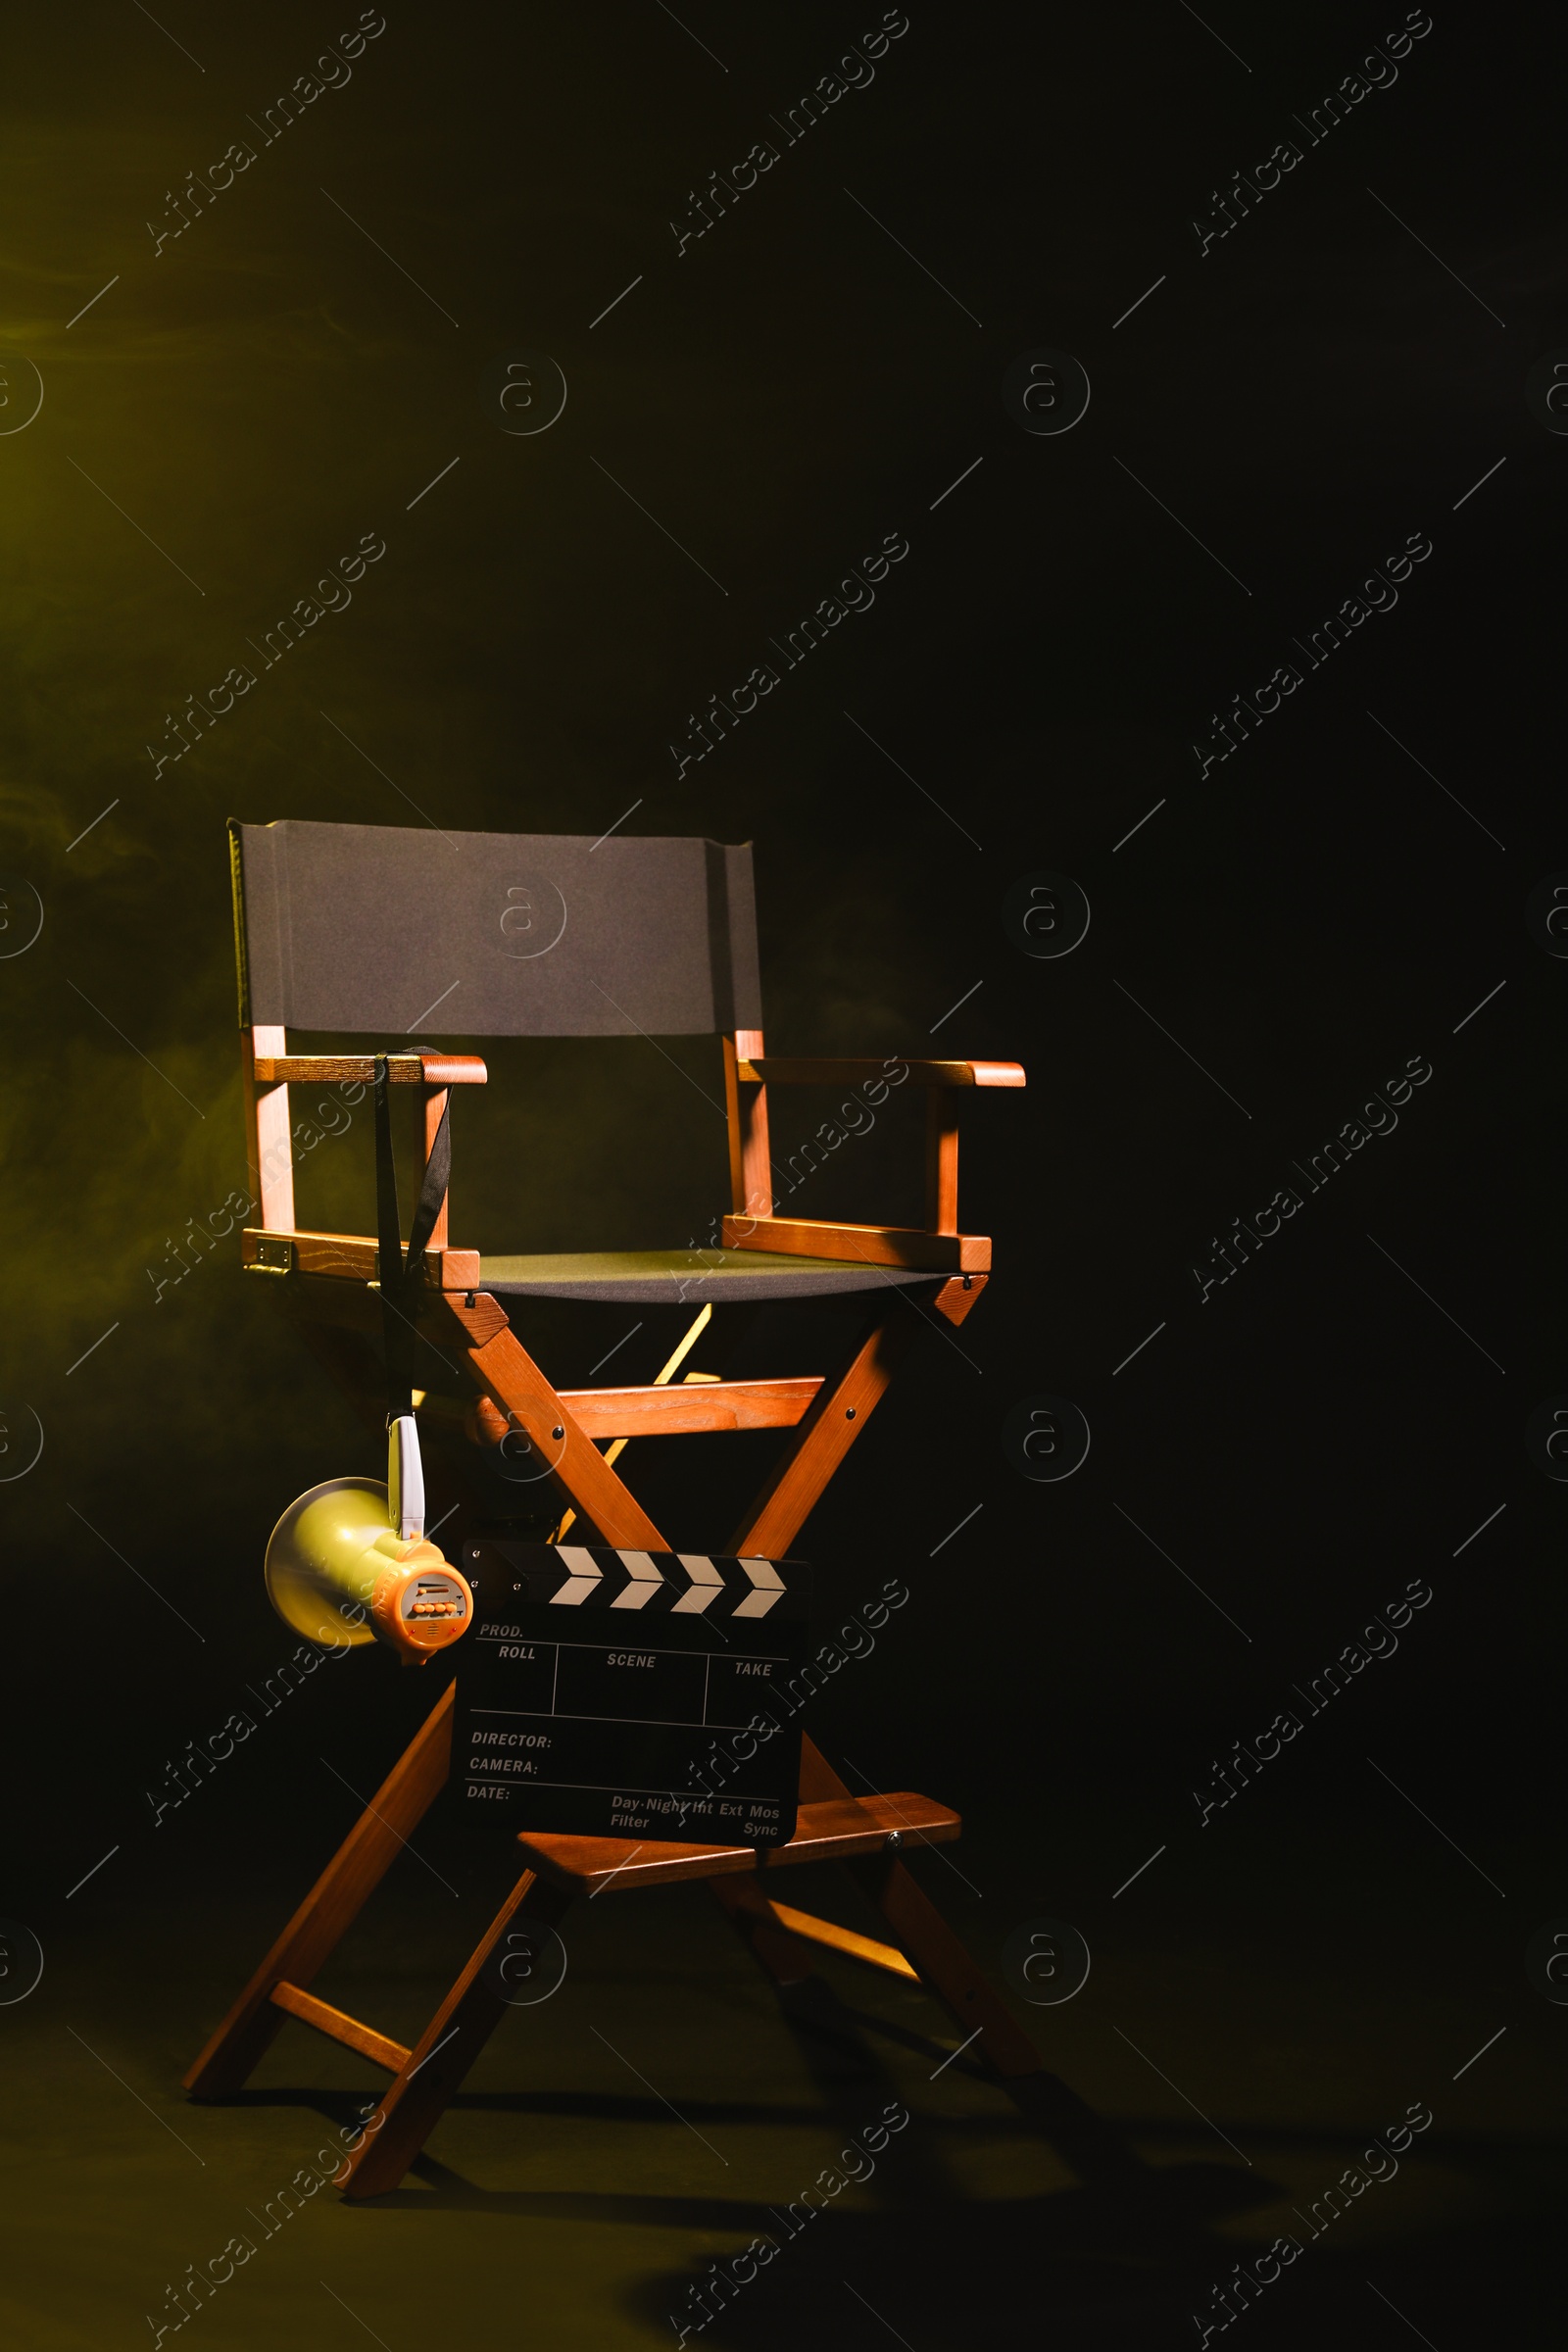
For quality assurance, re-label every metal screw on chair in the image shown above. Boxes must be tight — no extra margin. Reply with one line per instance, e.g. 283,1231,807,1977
552,1425,564,1441
886,1830,902,1848
846,1406,857,1420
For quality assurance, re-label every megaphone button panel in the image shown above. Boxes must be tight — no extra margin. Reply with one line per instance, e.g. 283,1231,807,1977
369,1544,474,1661
409,1575,467,1618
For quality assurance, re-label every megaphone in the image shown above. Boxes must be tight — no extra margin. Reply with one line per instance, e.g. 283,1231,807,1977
265,1414,472,1663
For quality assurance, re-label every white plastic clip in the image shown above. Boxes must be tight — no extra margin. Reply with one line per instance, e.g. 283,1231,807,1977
387,1413,425,1542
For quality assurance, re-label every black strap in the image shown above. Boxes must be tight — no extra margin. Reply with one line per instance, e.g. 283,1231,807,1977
373,1056,451,1423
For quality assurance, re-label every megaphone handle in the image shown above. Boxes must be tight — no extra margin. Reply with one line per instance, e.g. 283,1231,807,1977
374,1054,451,1541
388,1414,425,1541
373,1054,452,1423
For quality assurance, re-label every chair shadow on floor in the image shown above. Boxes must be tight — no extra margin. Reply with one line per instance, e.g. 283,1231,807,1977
220,1950,1566,2351
223,2076,1567,2348
623,2177,1568,2352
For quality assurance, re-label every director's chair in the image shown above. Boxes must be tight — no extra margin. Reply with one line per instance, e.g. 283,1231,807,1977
185,817,1131,2196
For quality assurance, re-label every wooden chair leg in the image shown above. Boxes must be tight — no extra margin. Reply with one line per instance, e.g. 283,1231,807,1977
183,1685,455,2098
850,1850,1142,2180
708,1877,815,1985
338,1868,574,2198
789,1737,1142,2183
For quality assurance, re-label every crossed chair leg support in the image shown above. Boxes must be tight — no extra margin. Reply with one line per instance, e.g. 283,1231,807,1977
183,1687,1135,2196
185,1292,1140,2194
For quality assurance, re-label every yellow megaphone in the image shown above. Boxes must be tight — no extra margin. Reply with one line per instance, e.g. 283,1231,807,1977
265,1417,472,1663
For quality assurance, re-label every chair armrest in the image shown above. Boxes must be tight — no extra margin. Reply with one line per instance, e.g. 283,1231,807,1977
242,1227,481,1290
245,1049,483,1245
738,1056,1024,1089
253,1052,488,1085
730,1049,1023,1250
721,1214,989,1273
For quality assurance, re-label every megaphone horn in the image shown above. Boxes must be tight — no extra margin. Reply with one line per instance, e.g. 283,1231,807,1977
265,1415,471,1662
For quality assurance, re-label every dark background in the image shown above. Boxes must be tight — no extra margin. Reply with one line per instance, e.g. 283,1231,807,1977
1,4,1560,2347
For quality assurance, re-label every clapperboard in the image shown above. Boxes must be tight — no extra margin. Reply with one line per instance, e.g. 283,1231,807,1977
452,1534,811,1846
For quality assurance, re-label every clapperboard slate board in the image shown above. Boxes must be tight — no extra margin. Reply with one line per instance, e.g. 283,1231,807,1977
453,1535,811,1846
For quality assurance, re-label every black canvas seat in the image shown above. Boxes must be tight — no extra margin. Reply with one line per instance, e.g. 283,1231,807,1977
475,1248,937,1302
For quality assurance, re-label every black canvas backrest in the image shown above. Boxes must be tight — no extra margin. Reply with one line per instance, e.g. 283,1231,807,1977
228,818,762,1037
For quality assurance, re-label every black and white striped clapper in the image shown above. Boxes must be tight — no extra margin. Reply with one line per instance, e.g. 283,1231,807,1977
452,1535,812,1847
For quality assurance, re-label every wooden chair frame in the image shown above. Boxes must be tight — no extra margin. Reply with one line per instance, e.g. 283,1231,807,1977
185,1019,1135,2195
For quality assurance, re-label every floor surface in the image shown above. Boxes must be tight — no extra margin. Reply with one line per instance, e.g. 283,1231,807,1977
6,1771,1559,2349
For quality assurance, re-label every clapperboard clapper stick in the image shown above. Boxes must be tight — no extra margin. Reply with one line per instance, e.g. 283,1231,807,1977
185,817,1141,2200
